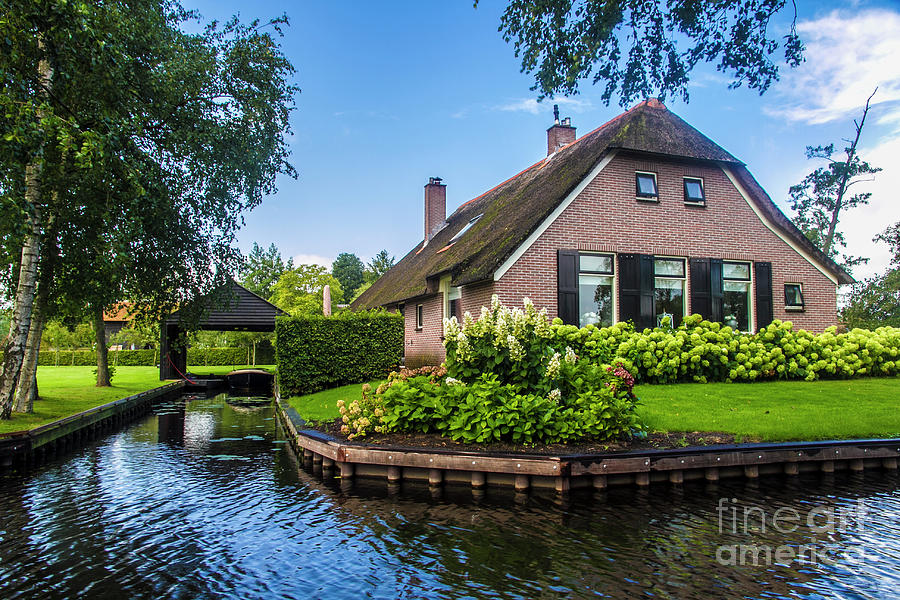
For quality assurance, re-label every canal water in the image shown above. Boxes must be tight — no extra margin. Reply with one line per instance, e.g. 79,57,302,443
2,392,900,599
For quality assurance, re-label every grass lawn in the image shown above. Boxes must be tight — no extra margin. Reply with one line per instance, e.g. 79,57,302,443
286,381,381,422
638,378,900,442
283,377,900,443
0,366,168,435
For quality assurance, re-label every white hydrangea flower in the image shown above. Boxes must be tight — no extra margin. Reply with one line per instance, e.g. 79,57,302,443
491,294,502,311
545,352,561,379
564,346,577,365
445,377,464,386
506,334,525,361
548,388,562,403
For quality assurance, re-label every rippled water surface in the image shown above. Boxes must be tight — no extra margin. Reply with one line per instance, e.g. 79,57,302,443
3,393,900,599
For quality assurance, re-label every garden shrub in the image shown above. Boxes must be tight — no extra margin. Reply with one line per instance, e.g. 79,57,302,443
339,297,642,444
337,297,900,446
276,310,403,396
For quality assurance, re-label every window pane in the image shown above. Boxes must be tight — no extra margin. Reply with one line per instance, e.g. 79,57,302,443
579,275,614,328
637,174,657,196
655,278,684,326
684,179,704,201
654,259,685,277
723,262,750,281
723,281,750,331
580,254,613,274
785,284,804,306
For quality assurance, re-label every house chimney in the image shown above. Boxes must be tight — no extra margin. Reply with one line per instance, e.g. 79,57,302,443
424,177,446,243
546,104,576,155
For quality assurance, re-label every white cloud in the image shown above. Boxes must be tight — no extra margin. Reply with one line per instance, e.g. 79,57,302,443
496,97,592,115
292,253,333,268
765,9,900,125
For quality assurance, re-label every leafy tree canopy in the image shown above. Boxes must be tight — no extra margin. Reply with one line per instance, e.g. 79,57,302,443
332,252,365,298
365,249,395,284
271,265,344,316
489,0,804,105
239,243,294,300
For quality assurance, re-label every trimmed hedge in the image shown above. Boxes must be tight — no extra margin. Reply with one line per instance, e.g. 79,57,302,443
37,347,272,367
276,311,403,395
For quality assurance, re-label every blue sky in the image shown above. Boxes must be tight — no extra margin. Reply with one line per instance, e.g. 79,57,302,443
190,0,900,280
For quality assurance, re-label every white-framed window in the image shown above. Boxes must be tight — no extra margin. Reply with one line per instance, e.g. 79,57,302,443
448,286,461,322
635,171,658,200
683,177,705,205
723,261,751,331
654,257,686,327
785,283,805,311
578,253,615,327
416,304,424,329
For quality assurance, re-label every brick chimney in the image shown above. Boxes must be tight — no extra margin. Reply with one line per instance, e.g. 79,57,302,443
546,104,576,155
424,177,446,243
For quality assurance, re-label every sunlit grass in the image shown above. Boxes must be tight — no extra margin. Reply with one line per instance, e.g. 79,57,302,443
284,377,900,442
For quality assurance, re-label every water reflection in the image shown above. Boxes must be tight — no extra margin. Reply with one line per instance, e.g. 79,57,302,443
1,392,899,599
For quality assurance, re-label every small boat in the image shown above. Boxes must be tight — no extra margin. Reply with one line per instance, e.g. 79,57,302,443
226,369,274,394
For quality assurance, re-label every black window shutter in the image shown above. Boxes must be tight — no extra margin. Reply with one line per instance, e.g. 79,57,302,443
755,261,773,330
710,258,724,323
639,254,655,330
689,258,711,320
557,249,579,326
621,254,654,330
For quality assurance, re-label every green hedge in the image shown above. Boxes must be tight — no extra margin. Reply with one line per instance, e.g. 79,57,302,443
276,311,403,395
37,347,272,367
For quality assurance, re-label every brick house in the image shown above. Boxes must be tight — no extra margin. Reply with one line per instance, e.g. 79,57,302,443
352,100,853,367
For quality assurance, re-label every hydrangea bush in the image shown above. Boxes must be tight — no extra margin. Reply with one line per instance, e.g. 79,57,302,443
342,296,643,443
339,296,900,444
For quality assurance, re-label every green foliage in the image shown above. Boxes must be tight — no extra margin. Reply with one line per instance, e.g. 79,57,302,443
364,250,395,284
270,265,343,316
35,347,267,367
789,92,880,272
492,0,804,104
841,269,900,329
447,298,900,385
239,242,293,300
331,253,365,299
338,298,642,444
275,311,403,396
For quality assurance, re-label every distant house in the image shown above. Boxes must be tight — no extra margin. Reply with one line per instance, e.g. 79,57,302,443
103,303,132,347
352,100,853,367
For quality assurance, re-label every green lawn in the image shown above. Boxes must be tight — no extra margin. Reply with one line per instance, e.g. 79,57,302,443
284,377,900,442
0,366,167,435
286,380,381,422
638,378,900,442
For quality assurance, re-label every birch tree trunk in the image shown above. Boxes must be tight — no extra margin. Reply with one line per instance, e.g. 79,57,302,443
14,306,44,413
93,307,111,387
0,203,43,419
0,37,52,419
14,211,59,413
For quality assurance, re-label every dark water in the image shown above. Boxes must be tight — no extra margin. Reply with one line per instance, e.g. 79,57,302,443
2,393,900,599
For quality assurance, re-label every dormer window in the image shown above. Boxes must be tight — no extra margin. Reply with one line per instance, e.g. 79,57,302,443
448,214,483,245
683,177,705,205
636,172,658,200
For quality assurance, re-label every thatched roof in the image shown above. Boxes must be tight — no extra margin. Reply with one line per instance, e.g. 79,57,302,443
352,100,851,310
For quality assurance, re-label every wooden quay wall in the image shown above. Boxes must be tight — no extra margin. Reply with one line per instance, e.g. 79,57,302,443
0,381,186,471
276,398,900,493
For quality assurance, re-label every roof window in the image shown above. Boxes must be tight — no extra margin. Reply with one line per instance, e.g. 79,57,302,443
448,214,483,245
